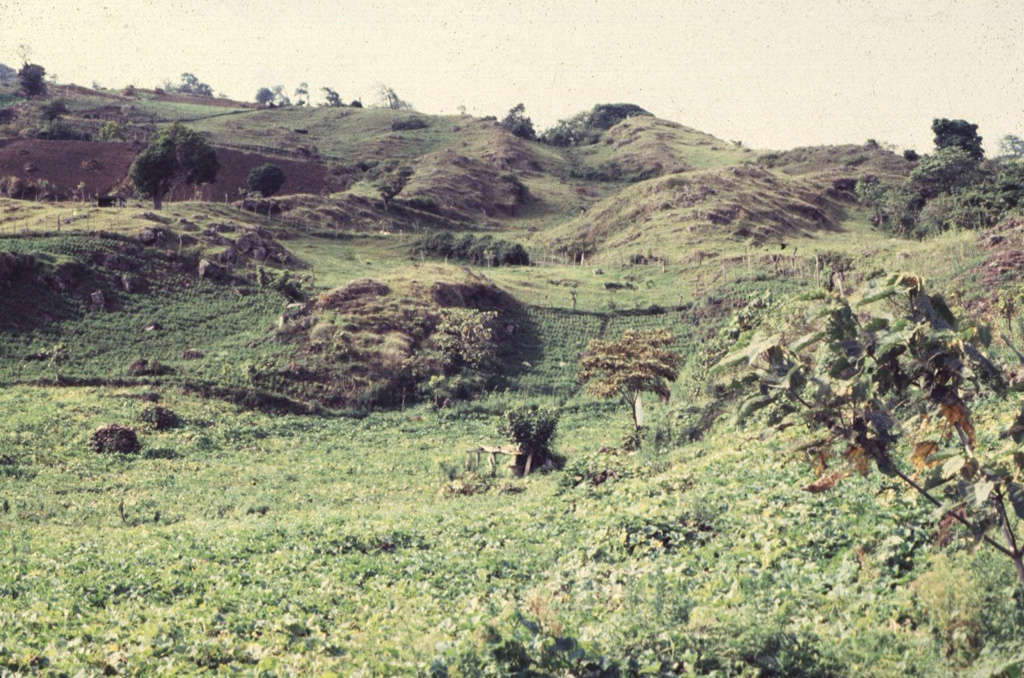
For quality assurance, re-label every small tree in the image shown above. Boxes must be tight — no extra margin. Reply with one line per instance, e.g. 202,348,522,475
41,99,68,121
500,404,559,473
17,63,46,97
320,87,342,108
376,85,413,110
176,72,213,97
247,163,286,197
715,273,1024,588
578,328,681,432
294,82,308,106
255,87,274,106
500,103,536,140
1000,134,1024,159
128,122,220,209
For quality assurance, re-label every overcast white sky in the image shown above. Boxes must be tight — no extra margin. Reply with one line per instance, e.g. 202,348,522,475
2,0,1022,153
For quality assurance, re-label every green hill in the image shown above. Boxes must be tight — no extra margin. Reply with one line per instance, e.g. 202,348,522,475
2,77,1024,677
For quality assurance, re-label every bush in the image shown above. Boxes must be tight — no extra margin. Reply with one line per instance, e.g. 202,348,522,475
246,163,287,197
390,117,428,131
499,404,559,471
140,405,179,430
34,121,91,141
413,232,530,266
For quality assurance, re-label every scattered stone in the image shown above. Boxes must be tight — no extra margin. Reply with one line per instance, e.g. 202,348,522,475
91,424,141,454
144,321,162,332
181,348,205,360
988,235,1005,247
198,259,222,280
90,289,106,308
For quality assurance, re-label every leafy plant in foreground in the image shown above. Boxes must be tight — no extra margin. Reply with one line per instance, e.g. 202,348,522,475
715,273,1024,587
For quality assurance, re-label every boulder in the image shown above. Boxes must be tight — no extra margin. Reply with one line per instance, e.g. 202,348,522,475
198,259,222,280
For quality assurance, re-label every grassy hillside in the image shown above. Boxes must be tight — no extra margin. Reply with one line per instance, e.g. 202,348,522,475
3,79,1024,677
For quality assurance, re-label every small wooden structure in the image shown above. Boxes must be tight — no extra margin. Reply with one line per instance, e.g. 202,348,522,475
97,195,126,208
466,444,534,476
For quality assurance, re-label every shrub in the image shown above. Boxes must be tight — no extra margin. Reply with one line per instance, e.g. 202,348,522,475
247,163,286,197
391,117,428,131
140,405,179,430
499,404,559,472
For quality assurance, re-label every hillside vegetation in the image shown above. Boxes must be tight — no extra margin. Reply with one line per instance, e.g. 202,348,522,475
2,74,1024,676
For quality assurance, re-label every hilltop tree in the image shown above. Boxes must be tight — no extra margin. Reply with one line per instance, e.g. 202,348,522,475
932,118,984,161
176,72,213,97
272,85,290,106
247,163,286,197
128,123,220,210
578,328,681,433
376,85,413,110
1000,134,1024,158
500,103,536,140
294,82,308,106
320,87,342,108
255,87,274,106
715,274,1024,588
17,63,46,97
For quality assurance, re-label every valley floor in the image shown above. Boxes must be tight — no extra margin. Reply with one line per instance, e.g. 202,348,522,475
2,386,1023,677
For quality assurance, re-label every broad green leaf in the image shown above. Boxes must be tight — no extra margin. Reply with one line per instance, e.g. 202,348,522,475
942,456,966,479
791,329,826,353
1008,483,1024,521
973,479,996,506
857,285,898,307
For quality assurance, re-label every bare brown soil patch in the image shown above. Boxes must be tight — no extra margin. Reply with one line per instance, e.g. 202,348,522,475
0,140,328,202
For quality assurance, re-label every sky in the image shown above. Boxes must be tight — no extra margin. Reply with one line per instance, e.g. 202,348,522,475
2,0,1022,153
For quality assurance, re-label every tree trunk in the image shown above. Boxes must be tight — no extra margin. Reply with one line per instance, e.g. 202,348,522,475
153,193,162,210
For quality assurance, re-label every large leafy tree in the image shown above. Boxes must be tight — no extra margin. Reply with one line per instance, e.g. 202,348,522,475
716,273,1024,588
932,118,984,161
578,328,681,432
129,123,220,209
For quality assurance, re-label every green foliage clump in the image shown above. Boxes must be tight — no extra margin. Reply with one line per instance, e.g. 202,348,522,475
129,122,220,209
17,62,46,97
424,308,499,404
542,103,651,147
390,117,428,132
40,99,68,121
33,121,91,141
716,272,1024,588
246,163,286,197
499,403,559,470
98,121,126,141
500,103,536,141
413,232,530,267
